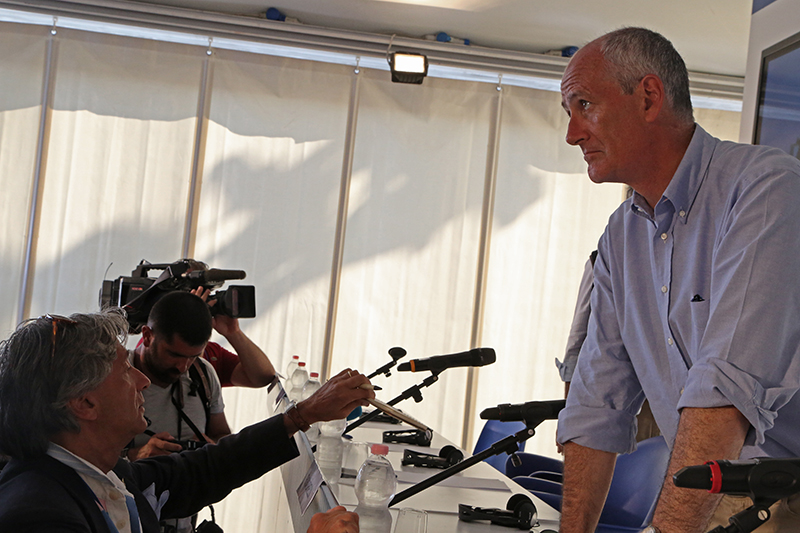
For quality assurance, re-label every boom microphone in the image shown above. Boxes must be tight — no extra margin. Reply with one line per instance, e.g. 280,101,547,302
480,399,566,423
674,458,800,499
397,348,496,372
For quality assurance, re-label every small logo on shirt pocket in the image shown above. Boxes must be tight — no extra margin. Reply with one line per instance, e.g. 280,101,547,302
691,294,705,302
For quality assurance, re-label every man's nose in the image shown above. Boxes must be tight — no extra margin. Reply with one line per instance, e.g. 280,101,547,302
565,114,587,146
176,358,194,374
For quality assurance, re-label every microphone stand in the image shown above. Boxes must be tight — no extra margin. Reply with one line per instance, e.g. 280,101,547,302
345,370,442,434
707,500,775,533
389,417,548,508
366,347,407,380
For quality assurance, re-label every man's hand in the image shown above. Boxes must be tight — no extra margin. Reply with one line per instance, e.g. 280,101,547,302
128,432,183,460
307,506,359,533
297,369,374,425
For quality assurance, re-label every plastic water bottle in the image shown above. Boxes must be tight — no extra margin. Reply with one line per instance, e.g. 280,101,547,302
285,355,300,381
289,362,308,401
301,372,321,401
354,444,396,533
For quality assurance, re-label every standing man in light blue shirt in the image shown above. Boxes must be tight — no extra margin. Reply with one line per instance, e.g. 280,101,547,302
556,27,800,533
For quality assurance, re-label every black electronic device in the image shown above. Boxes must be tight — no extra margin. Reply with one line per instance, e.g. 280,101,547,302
383,429,433,447
458,494,536,530
99,259,256,332
397,347,495,373
402,446,464,469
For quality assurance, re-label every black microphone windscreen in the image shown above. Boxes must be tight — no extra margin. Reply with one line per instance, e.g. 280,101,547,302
204,269,247,282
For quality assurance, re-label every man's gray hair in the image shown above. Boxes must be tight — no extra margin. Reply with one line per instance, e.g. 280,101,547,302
599,27,694,125
0,309,128,459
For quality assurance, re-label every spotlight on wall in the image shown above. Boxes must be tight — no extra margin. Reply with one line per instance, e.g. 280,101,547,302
390,52,428,84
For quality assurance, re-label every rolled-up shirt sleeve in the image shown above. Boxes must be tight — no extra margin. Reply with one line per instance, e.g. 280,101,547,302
677,164,800,446
557,244,644,455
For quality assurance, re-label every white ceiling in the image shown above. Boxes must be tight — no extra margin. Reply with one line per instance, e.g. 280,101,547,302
132,0,754,77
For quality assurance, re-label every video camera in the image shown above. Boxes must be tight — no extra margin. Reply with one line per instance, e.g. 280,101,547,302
99,259,256,333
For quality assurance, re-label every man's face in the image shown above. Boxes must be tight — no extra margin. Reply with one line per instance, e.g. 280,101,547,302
91,344,151,440
561,45,648,185
143,329,206,386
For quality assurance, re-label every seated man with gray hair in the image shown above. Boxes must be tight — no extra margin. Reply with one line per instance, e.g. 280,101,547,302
0,309,368,533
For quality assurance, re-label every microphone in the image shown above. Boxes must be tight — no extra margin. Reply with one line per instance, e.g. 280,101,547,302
397,348,496,372
201,269,246,282
674,458,800,499
480,399,566,423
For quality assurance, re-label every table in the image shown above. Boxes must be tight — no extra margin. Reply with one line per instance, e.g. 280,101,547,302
271,381,561,532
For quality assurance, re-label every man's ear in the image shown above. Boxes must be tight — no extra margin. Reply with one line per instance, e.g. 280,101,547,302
141,325,154,348
640,74,665,122
67,394,99,422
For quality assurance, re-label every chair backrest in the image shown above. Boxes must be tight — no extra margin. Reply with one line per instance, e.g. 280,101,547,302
473,419,527,473
599,436,670,529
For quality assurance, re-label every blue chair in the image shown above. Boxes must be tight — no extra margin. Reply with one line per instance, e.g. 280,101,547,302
472,419,526,473
511,436,670,531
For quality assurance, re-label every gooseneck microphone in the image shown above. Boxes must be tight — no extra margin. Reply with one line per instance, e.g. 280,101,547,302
397,347,496,372
480,399,566,423
674,458,800,498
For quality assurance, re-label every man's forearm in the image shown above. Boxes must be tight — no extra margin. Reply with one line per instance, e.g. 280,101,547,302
560,441,616,533
650,406,749,533
225,330,276,387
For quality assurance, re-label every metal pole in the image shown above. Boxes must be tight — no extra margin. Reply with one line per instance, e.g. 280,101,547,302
321,61,361,381
462,77,504,450
17,20,58,323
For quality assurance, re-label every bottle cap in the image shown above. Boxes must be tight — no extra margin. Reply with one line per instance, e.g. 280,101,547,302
291,355,300,360
310,372,319,378
371,444,389,455
298,362,306,367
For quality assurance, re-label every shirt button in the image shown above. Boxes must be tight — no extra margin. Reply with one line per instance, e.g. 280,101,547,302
679,210,686,217
661,233,667,241
108,491,121,501
116,520,127,529
680,387,684,395
668,338,673,345
661,285,668,293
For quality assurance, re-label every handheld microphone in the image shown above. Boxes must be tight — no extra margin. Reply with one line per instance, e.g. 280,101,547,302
674,458,800,500
397,347,496,372
480,399,566,423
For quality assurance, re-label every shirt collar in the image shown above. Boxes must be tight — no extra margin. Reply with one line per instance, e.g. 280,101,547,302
628,124,716,223
659,124,716,224
47,442,128,493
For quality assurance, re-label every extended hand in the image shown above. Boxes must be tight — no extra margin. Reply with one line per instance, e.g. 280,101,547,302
297,368,374,425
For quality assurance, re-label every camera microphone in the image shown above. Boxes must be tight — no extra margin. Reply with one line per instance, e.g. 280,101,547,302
201,269,246,282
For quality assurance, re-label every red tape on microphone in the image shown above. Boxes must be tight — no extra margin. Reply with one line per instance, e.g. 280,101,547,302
707,460,723,493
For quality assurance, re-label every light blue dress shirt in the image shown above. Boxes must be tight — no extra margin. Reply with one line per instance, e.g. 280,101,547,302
557,125,800,459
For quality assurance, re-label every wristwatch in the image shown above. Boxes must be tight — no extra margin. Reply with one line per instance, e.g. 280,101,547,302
641,526,661,533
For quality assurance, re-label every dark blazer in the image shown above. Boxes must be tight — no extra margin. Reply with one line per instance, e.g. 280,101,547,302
0,415,299,532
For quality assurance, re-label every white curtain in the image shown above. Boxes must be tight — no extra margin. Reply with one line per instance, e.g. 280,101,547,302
0,22,47,337
194,48,353,531
28,28,202,317
332,68,496,443
0,18,743,532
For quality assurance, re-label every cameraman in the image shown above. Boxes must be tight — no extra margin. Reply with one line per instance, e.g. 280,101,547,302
128,291,232,533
